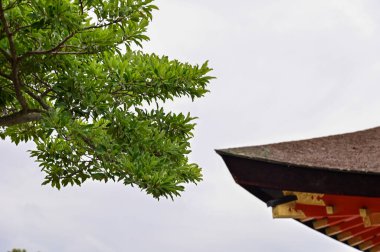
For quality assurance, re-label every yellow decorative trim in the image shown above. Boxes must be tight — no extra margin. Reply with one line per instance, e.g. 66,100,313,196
360,208,368,217
283,191,325,206
272,201,306,219
326,206,334,215
359,208,380,227
363,216,372,227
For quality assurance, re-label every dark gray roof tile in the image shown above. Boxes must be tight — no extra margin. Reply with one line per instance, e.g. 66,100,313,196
218,127,380,174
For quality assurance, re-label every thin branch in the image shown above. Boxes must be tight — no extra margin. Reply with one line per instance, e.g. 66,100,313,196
0,69,11,80
0,0,28,111
19,17,126,60
11,24,32,35
79,0,84,15
20,32,76,58
32,73,52,89
24,88,51,110
25,82,45,95
81,17,125,31
0,1,17,61
50,51,96,55
3,0,18,11
41,88,53,97
61,45,83,49
0,47,11,61
0,109,43,126
79,134,96,150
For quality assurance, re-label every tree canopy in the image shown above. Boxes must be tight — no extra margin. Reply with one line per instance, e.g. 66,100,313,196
0,0,213,199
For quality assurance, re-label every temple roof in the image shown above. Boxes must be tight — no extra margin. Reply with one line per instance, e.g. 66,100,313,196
218,126,380,174
217,127,380,252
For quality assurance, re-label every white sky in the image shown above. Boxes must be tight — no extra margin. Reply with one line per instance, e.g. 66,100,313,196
2,0,380,251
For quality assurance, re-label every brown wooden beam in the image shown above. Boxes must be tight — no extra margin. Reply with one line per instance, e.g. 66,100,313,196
312,217,349,230
359,236,380,251
325,217,362,236
337,226,377,242
347,228,380,246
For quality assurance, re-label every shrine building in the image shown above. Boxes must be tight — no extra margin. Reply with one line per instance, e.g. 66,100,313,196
217,127,380,252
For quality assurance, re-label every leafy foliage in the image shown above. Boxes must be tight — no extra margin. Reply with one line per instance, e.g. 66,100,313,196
0,0,213,199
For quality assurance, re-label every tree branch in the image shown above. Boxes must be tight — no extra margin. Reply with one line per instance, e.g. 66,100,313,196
79,0,84,15
81,17,125,31
50,51,97,55
0,69,11,80
0,47,11,61
3,0,18,11
0,0,28,111
19,17,126,60
20,32,76,59
11,24,32,35
41,88,53,97
24,88,51,110
31,73,52,89
0,109,42,126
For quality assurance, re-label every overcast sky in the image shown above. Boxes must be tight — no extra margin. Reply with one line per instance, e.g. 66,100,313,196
2,0,380,251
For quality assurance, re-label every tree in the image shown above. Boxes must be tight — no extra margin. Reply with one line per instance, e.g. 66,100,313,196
0,0,213,199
